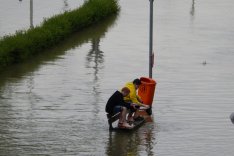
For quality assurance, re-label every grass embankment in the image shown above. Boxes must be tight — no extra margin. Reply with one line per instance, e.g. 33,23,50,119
0,0,119,68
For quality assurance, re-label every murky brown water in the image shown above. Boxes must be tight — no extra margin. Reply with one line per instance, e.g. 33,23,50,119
1,0,234,155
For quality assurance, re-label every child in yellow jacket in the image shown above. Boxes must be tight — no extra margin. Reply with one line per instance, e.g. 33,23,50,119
124,78,149,121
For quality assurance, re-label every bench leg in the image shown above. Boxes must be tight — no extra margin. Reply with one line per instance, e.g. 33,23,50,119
107,113,121,130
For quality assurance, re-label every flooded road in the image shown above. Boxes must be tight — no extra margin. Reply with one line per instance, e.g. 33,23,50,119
0,0,83,37
1,0,234,155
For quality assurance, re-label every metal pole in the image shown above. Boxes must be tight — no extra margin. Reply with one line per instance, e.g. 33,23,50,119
149,0,154,78
30,0,33,28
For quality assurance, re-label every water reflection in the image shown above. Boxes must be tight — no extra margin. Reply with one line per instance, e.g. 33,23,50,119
0,14,118,87
190,0,195,20
87,38,103,117
106,132,140,156
105,123,155,156
0,15,118,154
86,38,104,83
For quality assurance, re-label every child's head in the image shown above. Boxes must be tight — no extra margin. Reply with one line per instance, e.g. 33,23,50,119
121,87,130,97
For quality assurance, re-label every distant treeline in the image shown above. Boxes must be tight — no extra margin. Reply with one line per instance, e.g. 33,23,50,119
0,0,119,68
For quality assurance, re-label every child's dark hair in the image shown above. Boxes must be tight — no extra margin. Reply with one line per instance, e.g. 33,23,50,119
133,78,141,85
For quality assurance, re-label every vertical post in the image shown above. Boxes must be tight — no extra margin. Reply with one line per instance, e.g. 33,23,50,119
30,0,33,28
149,0,154,78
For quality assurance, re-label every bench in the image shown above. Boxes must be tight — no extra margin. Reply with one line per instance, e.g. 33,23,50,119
106,112,121,130
106,112,146,131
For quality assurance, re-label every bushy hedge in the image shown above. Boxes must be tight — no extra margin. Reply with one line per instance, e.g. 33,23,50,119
0,0,119,68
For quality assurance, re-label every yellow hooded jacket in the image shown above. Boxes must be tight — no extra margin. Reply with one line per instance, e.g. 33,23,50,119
123,82,142,106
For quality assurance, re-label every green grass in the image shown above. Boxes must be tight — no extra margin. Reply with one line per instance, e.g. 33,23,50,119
0,0,119,68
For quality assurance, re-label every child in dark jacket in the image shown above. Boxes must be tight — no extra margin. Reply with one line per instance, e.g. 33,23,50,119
105,87,133,128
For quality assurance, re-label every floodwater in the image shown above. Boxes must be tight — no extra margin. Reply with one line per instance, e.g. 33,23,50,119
1,0,234,155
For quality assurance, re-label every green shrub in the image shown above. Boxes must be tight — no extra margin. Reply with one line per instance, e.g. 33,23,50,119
0,0,119,68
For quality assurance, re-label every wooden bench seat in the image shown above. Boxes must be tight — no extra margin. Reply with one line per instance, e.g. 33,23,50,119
106,112,121,130
106,112,146,131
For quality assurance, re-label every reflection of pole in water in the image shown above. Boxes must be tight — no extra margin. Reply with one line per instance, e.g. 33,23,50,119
86,38,104,82
86,37,104,116
30,0,34,28
190,0,195,17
